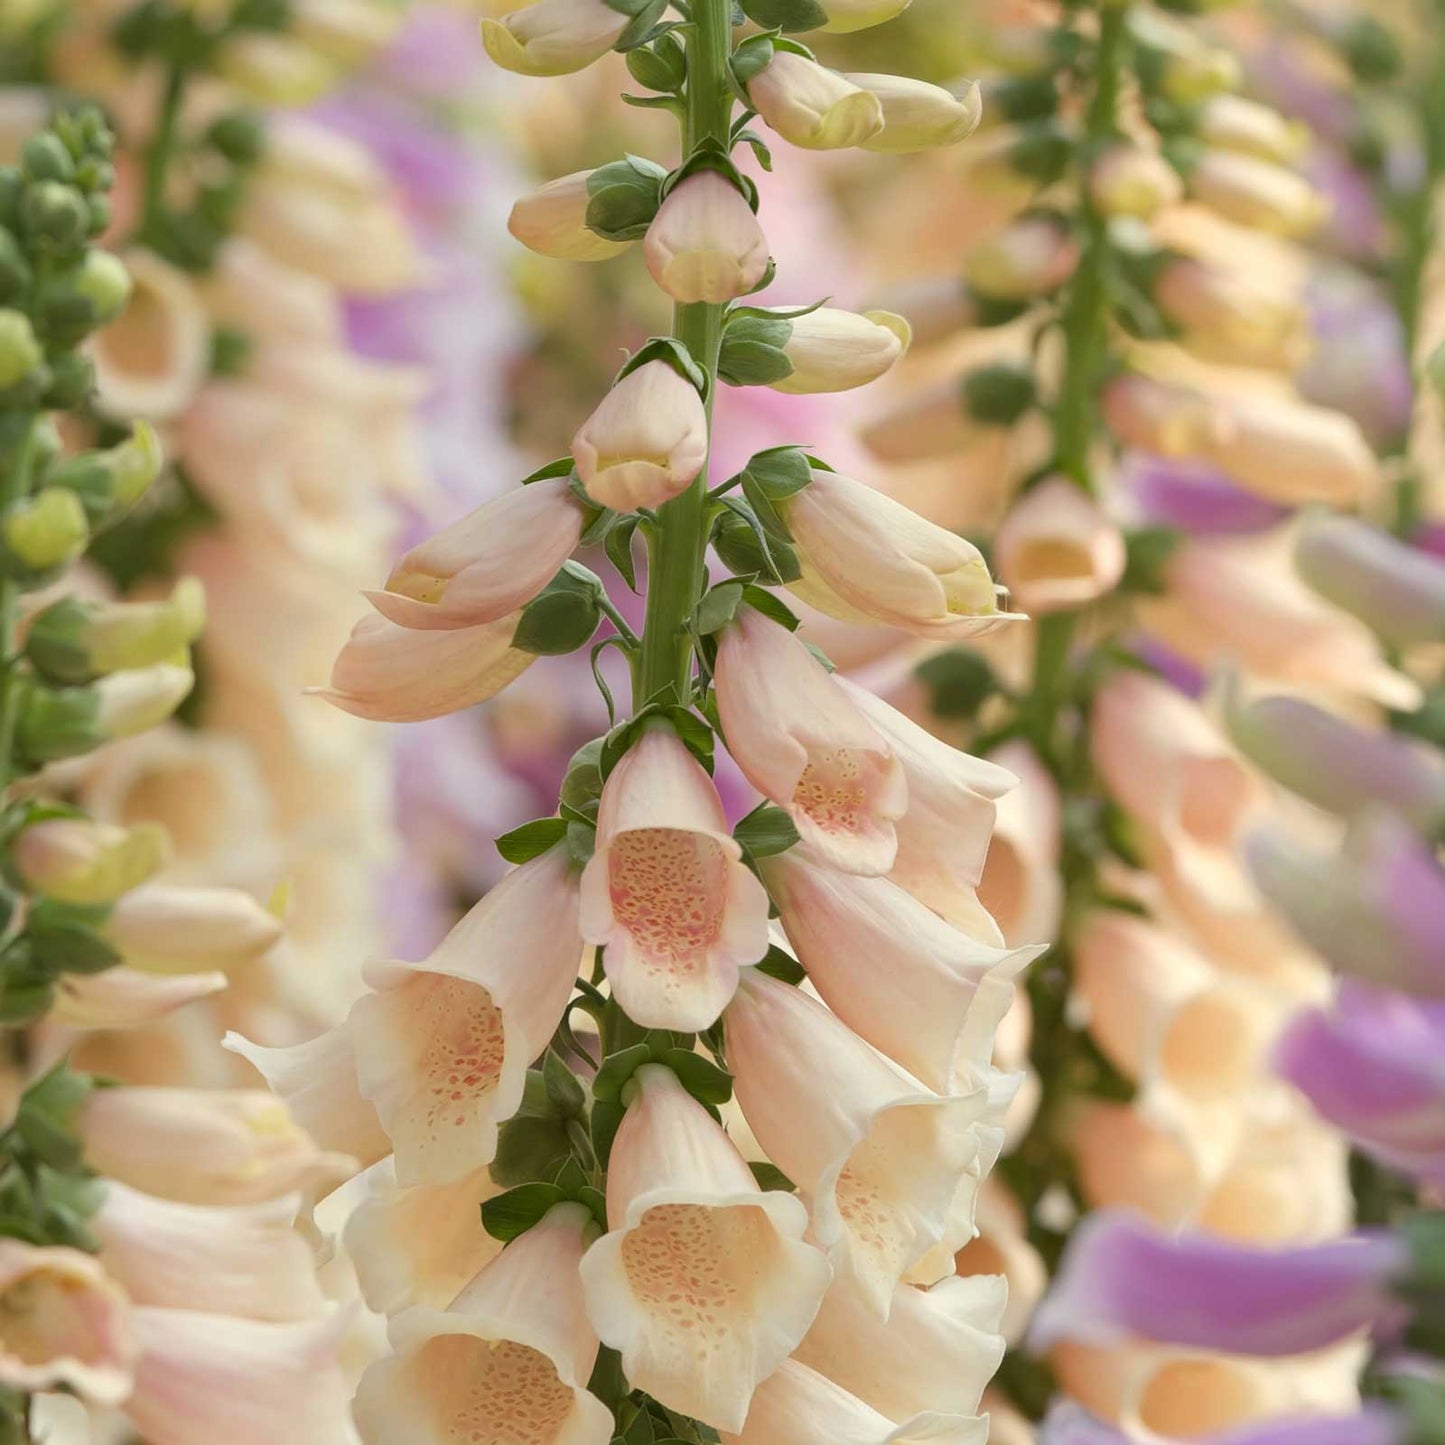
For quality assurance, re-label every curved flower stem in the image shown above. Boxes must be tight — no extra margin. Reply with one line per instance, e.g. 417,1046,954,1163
634,0,734,707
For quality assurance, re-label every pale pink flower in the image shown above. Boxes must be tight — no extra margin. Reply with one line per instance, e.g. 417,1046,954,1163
962,215,1080,302
571,360,710,512
725,970,989,1315
12,817,168,906
976,741,1065,949
315,610,534,722
102,884,282,974
365,476,586,630
994,477,1127,616
580,727,770,1030
714,608,907,875
580,1065,831,1430
354,1201,612,1444
480,0,629,76
746,51,884,150
644,172,771,305
53,968,228,1029
0,1241,136,1406
508,170,632,262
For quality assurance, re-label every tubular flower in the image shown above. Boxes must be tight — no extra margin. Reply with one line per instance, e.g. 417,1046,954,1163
767,307,910,394
579,727,770,1030
354,1202,613,1445
725,969,990,1315
363,475,587,630
11,817,169,905
571,359,710,511
508,170,633,261
579,1065,831,1431
845,74,982,153
777,469,1009,638
992,477,1127,616
480,0,629,77
761,849,1035,1091
745,51,885,150
101,884,283,974
976,741,1065,948
53,968,229,1030
346,843,584,1184
713,608,907,875
1185,149,1326,237
643,171,770,305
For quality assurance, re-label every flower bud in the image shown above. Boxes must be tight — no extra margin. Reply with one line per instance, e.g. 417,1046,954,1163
1184,149,1327,238
507,169,631,261
17,661,194,763
13,817,170,906
103,884,284,975
643,171,770,305
993,476,1126,615
963,214,1079,302
846,73,982,153
0,487,88,574
73,249,132,323
0,307,43,389
571,359,708,511
25,577,206,683
767,306,909,394
481,0,629,77
812,0,911,32
745,51,884,151
1152,256,1307,369
1088,143,1183,219
1196,94,1308,165
216,32,341,105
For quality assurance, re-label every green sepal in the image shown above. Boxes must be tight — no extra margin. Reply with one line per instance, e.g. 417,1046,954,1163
607,0,670,52
733,803,801,861
961,362,1037,425
512,561,605,656
14,1064,93,1172
754,943,805,986
491,1069,576,1186
717,314,794,388
733,128,775,173
603,512,642,591
749,1160,797,1192
625,36,685,93
614,336,709,397
519,456,579,486
662,139,759,213
593,1036,732,1117
1004,119,1074,187
481,1180,605,1244
737,0,829,32
712,498,801,585
26,900,120,976
730,31,778,86
738,584,799,632
1121,526,1182,595
585,155,669,243
694,580,747,636
560,737,606,814
600,706,715,778
494,816,569,864
915,648,999,720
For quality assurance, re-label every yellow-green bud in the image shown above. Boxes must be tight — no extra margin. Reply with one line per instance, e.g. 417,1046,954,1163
1,488,88,573
110,422,164,506
74,250,132,324
17,657,194,763
0,309,43,389
26,578,206,684
13,816,170,906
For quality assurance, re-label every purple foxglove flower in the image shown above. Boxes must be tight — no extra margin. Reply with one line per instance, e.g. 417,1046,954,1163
1276,984,1445,1188
1031,1211,1409,1357
1120,453,1289,535
1246,814,1445,998
1040,1402,1404,1445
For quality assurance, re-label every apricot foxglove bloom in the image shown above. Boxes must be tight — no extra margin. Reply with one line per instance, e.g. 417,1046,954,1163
713,608,907,874
354,1201,612,1445
571,359,710,512
579,726,770,1030
993,477,1127,616
745,52,884,150
976,741,1065,948
766,307,910,394
845,74,982,153
726,969,990,1315
480,0,629,75
101,884,283,974
364,475,587,630
643,172,770,305
579,1065,831,1431
508,170,632,261
1186,148,1326,237
53,968,229,1030
11,816,168,905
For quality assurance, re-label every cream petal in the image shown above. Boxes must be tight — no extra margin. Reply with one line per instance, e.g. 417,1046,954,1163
53,968,227,1029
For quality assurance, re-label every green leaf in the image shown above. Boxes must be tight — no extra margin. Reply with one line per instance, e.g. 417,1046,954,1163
658,1048,733,1106
20,1063,92,1132
748,1160,797,1192
591,1043,654,1104
566,819,596,866
737,0,829,31
729,31,776,85
512,563,603,656
613,0,670,52
754,943,805,985
26,902,118,976
1121,525,1182,595
733,803,801,860
739,584,799,632
604,512,641,592
491,1113,573,1188
694,581,746,637
585,155,668,243
543,1049,587,1118
481,1182,567,1243
625,42,684,93
495,816,568,865
711,499,800,586
519,456,578,486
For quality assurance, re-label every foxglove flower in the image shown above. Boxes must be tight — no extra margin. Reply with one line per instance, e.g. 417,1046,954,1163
643,172,770,305
993,477,1127,616
765,308,910,394
101,884,283,974
508,170,633,261
480,0,629,77
745,52,884,150
845,74,981,153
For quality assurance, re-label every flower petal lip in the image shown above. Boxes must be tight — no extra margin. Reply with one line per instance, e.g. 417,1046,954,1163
747,52,884,151
642,171,771,305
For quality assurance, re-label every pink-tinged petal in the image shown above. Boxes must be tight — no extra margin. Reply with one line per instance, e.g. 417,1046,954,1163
993,477,1127,616
714,609,907,875
977,741,1064,949
53,968,227,1029
579,1065,831,1432
102,884,282,975
643,172,771,306
580,728,770,1030
316,610,533,722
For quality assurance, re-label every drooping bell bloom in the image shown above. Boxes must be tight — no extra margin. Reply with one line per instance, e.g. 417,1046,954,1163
1275,984,1445,1187
480,0,628,76
993,477,1127,616
78,1087,350,1206
12,817,169,906
94,1183,326,1322
0,1241,137,1406
962,216,1080,303
571,359,710,512
354,1202,612,1445
643,171,771,305
1039,1402,1404,1445
1153,257,1307,370
579,727,770,1030
315,610,534,722
713,609,907,875
746,51,884,150
346,843,584,1185
345,1159,504,1315
126,1307,354,1445
1088,143,1183,219
579,1065,831,1431
508,170,633,261
1033,1211,1408,1357
1185,149,1325,237
53,968,228,1030
364,476,586,630
720,1358,988,1445
767,308,910,394
725,969,987,1315
976,741,1064,949
795,1272,1006,1422
845,74,981,153
101,884,283,974
761,849,1034,1090
834,676,1015,932
1246,814,1445,998
778,469,1008,638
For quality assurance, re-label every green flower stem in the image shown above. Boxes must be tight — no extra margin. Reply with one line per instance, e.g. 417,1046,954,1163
635,0,734,707
141,59,187,241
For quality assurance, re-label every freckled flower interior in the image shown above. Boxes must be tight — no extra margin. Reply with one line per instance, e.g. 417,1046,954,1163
609,828,728,985
410,1334,575,1445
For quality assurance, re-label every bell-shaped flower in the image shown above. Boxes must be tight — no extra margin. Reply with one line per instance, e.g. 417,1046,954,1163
1186,149,1325,237
993,477,1126,616
579,1065,831,1431
976,741,1065,948
12,817,169,906
1153,256,1306,370
1039,1402,1401,1445
713,608,907,875
725,970,989,1315
54,968,228,1030
508,169,632,261
1088,143,1183,219
796,1272,1006,1422
126,1307,354,1445
1197,95,1307,164
364,476,586,630
580,727,770,1030
762,849,1034,1091
720,1358,988,1445
345,1159,504,1315
962,216,1080,303
101,884,282,974
834,675,1015,929
95,1183,326,1322
314,610,534,722
746,51,884,150
346,843,584,1184
777,468,1008,639
571,359,709,512
768,308,910,394
0,1241,136,1406
845,74,981,153
481,0,629,76
354,1201,613,1445
643,171,771,305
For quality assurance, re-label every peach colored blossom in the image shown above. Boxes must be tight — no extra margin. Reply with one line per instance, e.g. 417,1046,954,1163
644,172,770,305
994,477,1126,616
